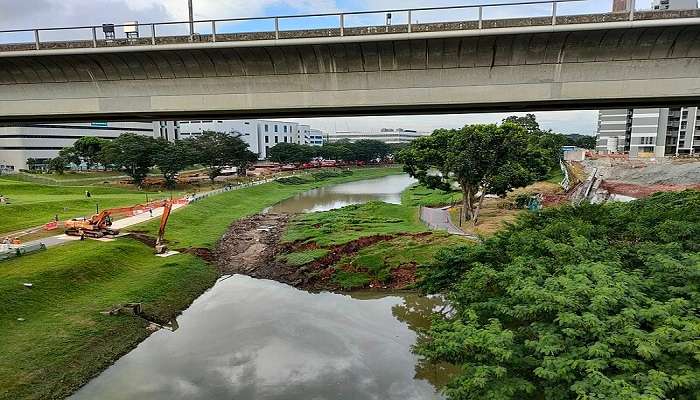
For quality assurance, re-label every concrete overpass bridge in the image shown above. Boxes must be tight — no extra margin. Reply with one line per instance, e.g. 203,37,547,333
1,0,700,123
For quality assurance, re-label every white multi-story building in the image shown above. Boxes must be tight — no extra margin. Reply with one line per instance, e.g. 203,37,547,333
596,107,700,157
652,0,698,10
177,119,325,159
0,121,162,171
327,128,430,144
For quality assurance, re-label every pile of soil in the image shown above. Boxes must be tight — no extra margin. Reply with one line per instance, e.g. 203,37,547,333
214,213,290,276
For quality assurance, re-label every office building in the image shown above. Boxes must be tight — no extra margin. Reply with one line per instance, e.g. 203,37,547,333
596,107,700,157
652,0,698,10
0,121,162,171
327,128,430,144
177,119,325,159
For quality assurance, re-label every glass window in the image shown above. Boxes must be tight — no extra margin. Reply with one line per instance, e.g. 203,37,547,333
275,136,278,143
274,125,278,133
265,124,269,132
265,136,269,143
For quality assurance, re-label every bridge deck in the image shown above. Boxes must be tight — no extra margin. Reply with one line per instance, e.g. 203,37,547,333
1,9,699,54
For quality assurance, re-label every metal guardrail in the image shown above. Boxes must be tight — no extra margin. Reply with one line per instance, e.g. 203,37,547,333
0,0,641,51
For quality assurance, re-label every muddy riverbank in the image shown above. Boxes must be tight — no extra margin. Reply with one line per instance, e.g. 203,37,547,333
214,212,428,291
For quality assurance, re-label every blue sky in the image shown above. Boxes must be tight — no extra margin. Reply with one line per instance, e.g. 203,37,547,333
0,0,625,134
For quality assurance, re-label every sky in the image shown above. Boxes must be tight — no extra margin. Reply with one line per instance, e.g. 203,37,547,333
0,0,618,135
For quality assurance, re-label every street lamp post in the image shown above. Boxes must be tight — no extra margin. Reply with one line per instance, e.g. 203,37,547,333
188,0,194,36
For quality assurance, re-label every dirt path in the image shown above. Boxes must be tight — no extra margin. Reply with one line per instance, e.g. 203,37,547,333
214,213,290,276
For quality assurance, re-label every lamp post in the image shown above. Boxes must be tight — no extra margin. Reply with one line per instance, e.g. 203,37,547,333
188,0,194,36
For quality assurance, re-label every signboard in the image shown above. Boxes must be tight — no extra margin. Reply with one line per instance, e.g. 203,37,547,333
90,121,108,127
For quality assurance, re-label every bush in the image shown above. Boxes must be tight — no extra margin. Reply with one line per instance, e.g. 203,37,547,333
312,170,342,180
417,190,700,400
277,176,312,185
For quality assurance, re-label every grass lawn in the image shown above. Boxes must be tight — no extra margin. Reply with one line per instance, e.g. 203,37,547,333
333,233,466,289
0,178,175,235
133,167,404,249
280,199,470,290
0,166,403,400
0,239,217,400
283,201,426,246
401,184,462,207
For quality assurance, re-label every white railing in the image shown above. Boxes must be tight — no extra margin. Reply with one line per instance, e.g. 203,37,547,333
0,0,658,51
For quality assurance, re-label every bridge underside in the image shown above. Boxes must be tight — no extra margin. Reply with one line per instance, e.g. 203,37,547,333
1,25,700,122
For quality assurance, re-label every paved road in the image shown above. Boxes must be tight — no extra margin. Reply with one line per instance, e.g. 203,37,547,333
420,206,475,237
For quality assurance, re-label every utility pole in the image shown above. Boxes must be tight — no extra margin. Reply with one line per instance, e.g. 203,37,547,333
188,0,194,36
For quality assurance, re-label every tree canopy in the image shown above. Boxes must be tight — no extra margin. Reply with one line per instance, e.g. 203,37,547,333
72,136,108,170
153,139,195,186
191,131,255,181
268,142,315,164
399,123,547,224
101,133,158,186
416,190,700,400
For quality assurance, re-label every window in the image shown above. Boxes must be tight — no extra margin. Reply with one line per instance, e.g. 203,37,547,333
265,136,269,143
284,137,288,143
274,125,278,133
275,136,279,143
265,124,269,132
283,126,287,133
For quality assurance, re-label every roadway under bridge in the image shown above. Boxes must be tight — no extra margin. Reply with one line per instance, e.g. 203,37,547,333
1,7,700,122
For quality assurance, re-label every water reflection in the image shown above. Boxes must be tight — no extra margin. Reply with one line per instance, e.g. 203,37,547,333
71,276,449,400
268,174,417,213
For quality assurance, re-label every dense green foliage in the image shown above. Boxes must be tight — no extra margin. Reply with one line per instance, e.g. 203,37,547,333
101,133,159,186
153,139,196,186
416,191,700,399
189,131,256,182
268,142,315,164
399,123,541,224
563,134,596,149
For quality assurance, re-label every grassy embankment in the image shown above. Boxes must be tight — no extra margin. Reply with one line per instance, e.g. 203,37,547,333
280,200,466,290
0,167,402,400
0,177,175,235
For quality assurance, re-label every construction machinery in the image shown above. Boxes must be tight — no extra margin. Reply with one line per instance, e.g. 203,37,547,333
155,201,173,254
64,211,119,238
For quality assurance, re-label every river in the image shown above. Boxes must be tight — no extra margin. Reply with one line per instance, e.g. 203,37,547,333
71,173,452,400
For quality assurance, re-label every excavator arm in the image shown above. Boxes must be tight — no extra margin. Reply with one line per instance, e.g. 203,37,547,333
155,202,173,254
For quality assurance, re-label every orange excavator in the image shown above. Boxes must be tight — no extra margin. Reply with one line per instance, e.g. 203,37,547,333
155,201,173,254
64,211,119,238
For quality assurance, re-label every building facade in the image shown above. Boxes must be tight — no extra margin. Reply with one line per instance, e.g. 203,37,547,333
0,122,160,171
327,128,430,144
652,0,698,10
177,119,325,160
596,107,700,157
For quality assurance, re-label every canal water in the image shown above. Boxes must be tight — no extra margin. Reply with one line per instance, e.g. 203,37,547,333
267,173,417,213
71,174,451,400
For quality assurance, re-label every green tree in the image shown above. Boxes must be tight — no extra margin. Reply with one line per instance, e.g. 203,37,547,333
562,134,596,149
503,113,541,134
349,139,391,162
73,136,108,170
25,158,38,171
416,190,700,400
58,147,80,168
399,123,541,225
47,157,67,174
153,139,194,187
101,133,158,186
319,143,353,161
190,131,254,182
268,143,315,164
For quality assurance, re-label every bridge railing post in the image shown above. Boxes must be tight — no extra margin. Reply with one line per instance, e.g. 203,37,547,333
552,1,557,25
92,26,97,47
274,17,279,39
478,6,483,29
212,21,217,42
33,29,41,50
151,24,156,45
629,0,636,20
408,10,412,33
339,14,344,36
